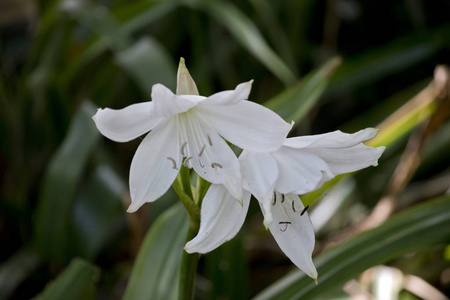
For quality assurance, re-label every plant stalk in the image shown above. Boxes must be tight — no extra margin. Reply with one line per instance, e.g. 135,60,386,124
178,221,200,300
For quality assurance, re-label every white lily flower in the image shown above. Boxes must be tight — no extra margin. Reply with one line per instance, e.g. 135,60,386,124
243,128,386,227
185,128,386,280
93,58,291,212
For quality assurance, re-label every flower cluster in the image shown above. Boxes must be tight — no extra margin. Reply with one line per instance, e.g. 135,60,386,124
93,58,385,281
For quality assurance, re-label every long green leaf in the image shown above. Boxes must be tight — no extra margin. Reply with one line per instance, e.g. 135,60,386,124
115,37,177,94
34,102,99,262
249,0,296,71
123,203,188,300
71,165,127,260
0,249,41,300
63,3,176,94
253,195,450,300
62,1,177,91
34,258,99,300
184,0,296,86
327,25,450,95
264,57,341,126
205,233,249,300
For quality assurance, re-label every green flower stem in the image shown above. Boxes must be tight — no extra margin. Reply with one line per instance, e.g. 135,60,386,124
195,175,211,207
173,165,202,299
178,222,200,300
179,164,194,200
172,168,200,224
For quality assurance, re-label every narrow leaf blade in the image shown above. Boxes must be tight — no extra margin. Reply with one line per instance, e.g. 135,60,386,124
34,258,100,300
34,102,99,262
123,204,188,300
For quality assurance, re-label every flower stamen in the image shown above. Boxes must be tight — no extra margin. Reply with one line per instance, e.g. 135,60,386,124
166,157,178,170
301,205,310,216
279,222,291,232
292,201,296,212
181,141,188,156
207,134,213,146
211,162,223,169
281,194,285,203
198,145,206,157
272,192,277,205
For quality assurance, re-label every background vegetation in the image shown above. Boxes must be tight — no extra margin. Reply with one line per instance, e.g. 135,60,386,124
1,0,449,299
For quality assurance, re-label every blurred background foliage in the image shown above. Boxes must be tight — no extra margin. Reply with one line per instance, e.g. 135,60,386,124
1,0,450,299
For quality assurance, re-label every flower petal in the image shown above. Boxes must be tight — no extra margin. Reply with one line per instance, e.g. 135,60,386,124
272,146,334,195
92,102,163,142
128,118,181,212
152,84,198,117
265,193,318,280
196,100,292,152
309,144,385,175
201,81,253,106
240,151,278,203
184,185,251,254
176,58,199,95
178,111,243,201
283,128,379,149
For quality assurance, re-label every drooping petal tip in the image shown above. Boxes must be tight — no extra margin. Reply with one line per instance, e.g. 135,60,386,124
262,203,274,229
370,145,386,166
126,201,141,213
92,103,161,142
184,186,251,254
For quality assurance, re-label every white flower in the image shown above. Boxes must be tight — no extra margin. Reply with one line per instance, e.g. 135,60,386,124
185,128,386,280
92,58,292,212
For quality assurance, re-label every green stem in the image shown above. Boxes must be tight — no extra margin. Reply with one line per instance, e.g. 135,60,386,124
178,220,200,300
179,164,193,200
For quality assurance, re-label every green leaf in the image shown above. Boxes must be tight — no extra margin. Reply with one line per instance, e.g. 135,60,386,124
366,87,437,148
249,0,296,71
185,0,296,86
71,165,127,260
253,195,450,300
264,57,341,126
115,37,177,95
62,3,131,52
327,25,450,95
205,233,249,300
34,102,100,262
0,249,41,300
123,203,188,300
62,1,177,91
34,258,100,300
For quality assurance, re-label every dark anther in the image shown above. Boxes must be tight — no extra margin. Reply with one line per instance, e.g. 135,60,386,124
301,205,310,216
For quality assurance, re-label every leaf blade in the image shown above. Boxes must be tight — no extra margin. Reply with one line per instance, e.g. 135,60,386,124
123,204,188,300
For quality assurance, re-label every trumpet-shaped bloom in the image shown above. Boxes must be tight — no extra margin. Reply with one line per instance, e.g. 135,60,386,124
93,59,291,212
185,128,385,280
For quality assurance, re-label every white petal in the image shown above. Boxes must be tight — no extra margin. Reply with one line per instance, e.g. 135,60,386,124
184,185,251,253
283,128,379,149
128,118,181,212
196,100,292,152
259,191,276,229
310,144,385,175
272,146,334,195
266,193,318,279
92,102,163,142
240,151,278,202
201,81,253,106
178,111,243,200
152,84,198,117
